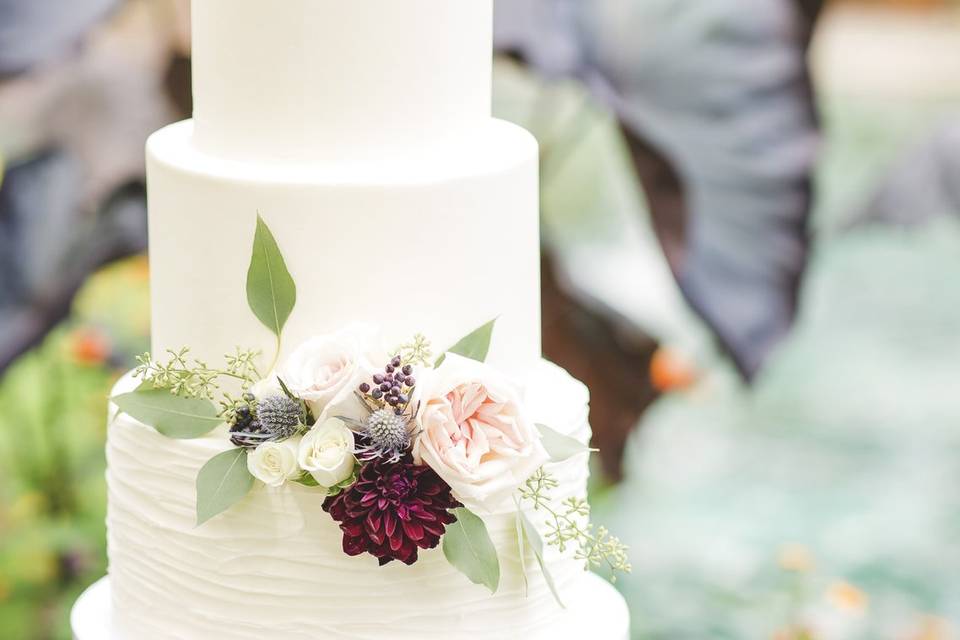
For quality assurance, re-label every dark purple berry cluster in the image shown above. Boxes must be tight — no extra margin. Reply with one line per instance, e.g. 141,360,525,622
359,356,417,415
229,402,265,448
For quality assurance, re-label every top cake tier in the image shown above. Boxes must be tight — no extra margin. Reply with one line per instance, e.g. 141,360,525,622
191,0,493,165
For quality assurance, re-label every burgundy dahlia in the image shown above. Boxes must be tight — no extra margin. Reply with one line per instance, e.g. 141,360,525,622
323,455,461,566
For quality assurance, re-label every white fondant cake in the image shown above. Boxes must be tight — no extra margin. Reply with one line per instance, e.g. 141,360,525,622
191,0,493,165
148,0,540,374
147,117,540,374
87,1,631,638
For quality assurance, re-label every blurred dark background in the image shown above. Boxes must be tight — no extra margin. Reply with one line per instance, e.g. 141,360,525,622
2,0,960,637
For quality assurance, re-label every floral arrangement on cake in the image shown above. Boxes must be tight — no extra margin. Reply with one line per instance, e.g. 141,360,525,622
113,215,629,603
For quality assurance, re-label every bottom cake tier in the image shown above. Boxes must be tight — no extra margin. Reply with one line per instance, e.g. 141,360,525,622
105,360,628,639
72,573,630,640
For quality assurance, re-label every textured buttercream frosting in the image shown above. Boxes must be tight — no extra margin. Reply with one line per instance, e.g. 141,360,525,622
107,360,598,640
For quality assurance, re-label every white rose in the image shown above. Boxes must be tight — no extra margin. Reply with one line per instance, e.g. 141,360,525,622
247,438,301,487
249,375,282,400
279,325,384,418
413,354,548,512
298,418,356,488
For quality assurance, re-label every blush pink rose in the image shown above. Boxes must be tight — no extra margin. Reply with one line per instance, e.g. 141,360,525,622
413,354,547,512
280,324,384,418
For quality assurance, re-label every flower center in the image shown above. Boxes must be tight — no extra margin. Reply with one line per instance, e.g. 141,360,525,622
379,470,415,502
366,409,409,449
310,357,348,390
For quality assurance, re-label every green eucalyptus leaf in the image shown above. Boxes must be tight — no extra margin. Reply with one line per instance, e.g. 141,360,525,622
536,423,595,462
436,318,497,367
247,214,297,337
518,509,565,609
113,390,222,439
196,448,254,526
443,507,501,593
515,510,529,596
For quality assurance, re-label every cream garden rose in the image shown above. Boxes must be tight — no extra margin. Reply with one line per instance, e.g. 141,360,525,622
413,354,548,512
249,375,282,400
280,325,382,417
298,418,356,488
247,438,301,487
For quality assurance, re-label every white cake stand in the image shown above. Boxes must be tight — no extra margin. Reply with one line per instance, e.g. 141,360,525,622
71,577,112,639
72,573,629,639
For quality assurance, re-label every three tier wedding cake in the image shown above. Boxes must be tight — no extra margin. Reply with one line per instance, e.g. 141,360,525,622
72,1,631,638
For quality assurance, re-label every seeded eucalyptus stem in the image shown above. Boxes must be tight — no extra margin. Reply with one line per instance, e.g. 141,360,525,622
394,334,433,367
518,468,632,579
134,347,263,403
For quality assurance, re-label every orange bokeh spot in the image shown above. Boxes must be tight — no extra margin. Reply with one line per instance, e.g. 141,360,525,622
650,347,698,393
128,254,150,281
69,327,112,366
826,580,869,613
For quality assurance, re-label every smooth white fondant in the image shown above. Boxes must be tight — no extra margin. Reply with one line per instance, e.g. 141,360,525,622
191,0,493,165
72,574,629,640
105,362,623,639
146,119,541,374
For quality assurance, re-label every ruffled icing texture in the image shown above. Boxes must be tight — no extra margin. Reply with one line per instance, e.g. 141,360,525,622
106,360,593,640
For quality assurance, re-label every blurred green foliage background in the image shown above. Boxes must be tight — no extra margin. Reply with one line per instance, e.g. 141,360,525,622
0,258,149,639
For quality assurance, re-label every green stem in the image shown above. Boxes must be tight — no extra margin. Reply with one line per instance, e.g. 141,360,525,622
215,371,251,381
164,369,249,381
525,492,591,556
267,335,282,374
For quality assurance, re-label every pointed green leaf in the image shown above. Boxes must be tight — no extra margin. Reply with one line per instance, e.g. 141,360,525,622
196,448,254,525
443,507,501,593
113,390,222,439
247,214,297,337
518,509,565,608
515,510,529,596
277,376,296,400
436,318,497,367
536,423,595,462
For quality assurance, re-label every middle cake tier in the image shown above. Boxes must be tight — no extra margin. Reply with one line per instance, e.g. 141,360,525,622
146,119,541,372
